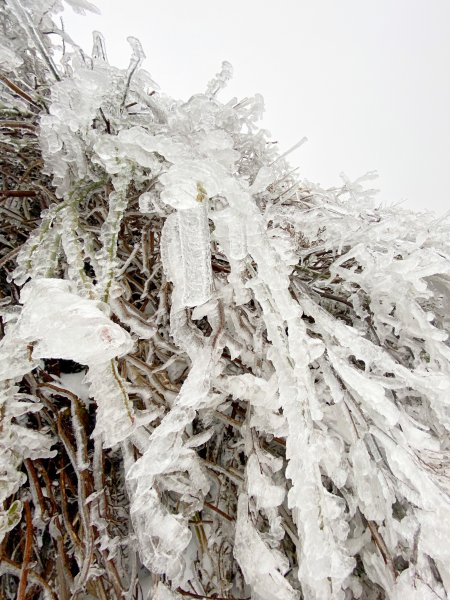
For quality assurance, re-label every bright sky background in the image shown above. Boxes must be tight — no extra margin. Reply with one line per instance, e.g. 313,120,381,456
64,0,450,214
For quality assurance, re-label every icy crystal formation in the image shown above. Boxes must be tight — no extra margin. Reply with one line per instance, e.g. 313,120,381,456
0,1,450,599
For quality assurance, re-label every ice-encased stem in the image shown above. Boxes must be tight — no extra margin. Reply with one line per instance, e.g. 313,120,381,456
97,176,130,302
242,202,354,599
177,204,213,307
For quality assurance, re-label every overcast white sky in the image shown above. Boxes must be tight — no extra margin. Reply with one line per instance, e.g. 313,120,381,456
64,0,450,214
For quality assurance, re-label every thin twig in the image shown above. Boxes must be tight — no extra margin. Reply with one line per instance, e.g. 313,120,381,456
0,189,37,198
176,588,250,600
0,75,41,109
17,501,33,600
1,558,57,600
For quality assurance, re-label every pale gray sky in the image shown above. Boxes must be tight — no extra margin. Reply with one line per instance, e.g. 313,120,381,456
64,0,450,214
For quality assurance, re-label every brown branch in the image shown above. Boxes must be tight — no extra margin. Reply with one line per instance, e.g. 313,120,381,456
204,501,234,522
177,588,250,600
98,107,111,134
0,120,38,132
0,246,20,269
1,557,57,600
24,460,48,517
0,75,41,109
366,519,398,580
0,189,37,198
212,261,231,273
312,287,353,308
59,465,82,549
17,500,33,600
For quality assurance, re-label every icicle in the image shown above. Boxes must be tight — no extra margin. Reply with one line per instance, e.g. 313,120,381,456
92,30,108,63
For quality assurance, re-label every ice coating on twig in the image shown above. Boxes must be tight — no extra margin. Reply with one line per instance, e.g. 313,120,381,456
14,278,133,365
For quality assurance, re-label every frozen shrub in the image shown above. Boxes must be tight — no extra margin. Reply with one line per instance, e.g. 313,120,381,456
1,1,450,599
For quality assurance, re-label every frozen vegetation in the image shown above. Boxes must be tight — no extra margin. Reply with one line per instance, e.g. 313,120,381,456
1,1,450,598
